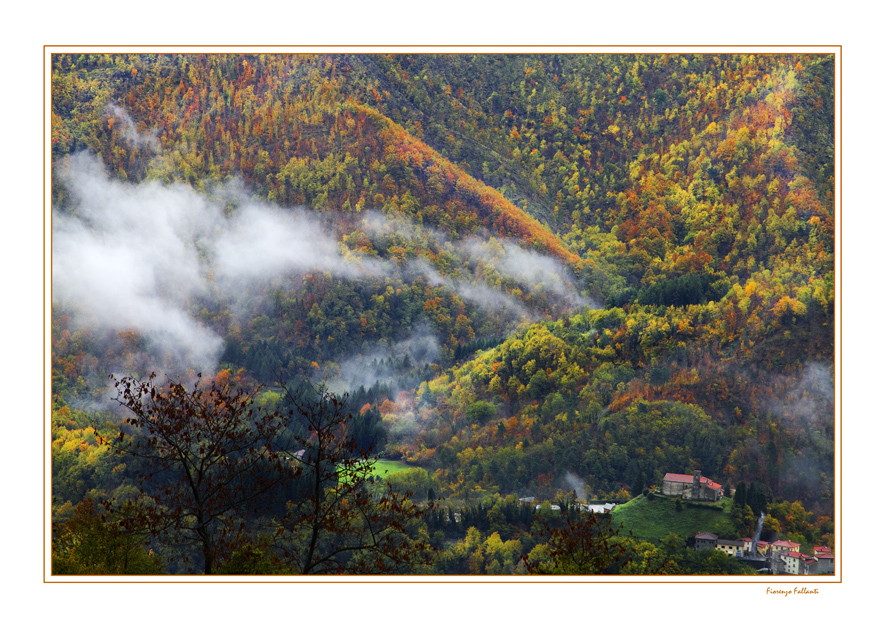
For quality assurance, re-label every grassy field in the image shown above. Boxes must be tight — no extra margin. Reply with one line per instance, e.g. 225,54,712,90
610,494,734,543
369,459,415,478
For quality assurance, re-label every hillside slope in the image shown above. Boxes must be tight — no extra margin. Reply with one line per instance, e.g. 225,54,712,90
50,53,835,545
610,495,733,543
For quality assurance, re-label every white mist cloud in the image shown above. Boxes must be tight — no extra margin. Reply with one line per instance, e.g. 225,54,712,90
52,152,389,374
54,153,223,371
105,103,161,152
327,325,441,395
409,259,531,319
494,241,593,309
360,212,592,316
564,472,588,501
53,143,594,379
214,205,338,281
456,237,594,310
360,210,445,246
767,361,834,428
213,204,390,287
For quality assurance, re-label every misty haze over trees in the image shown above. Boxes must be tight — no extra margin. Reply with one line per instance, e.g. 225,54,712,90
50,52,835,576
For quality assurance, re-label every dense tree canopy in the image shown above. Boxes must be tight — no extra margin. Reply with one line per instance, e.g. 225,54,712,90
51,52,835,576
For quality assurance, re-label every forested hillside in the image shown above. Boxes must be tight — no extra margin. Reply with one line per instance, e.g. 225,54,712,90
50,52,835,576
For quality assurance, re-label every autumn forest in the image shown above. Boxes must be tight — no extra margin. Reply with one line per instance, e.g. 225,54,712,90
49,52,836,577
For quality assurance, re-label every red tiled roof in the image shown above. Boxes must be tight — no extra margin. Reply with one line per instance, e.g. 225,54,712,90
772,540,801,548
663,472,722,489
695,532,718,540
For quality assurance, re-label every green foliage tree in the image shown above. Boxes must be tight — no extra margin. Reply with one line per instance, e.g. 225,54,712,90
734,481,747,508
524,512,629,575
631,471,645,497
746,482,769,517
386,467,439,502
730,503,756,538
52,498,163,575
465,400,497,424
347,406,388,454
681,549,756,575
272,384,436,574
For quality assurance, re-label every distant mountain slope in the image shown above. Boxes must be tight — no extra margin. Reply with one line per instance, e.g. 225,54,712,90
50,53,835,531
50,53,592,403
337,54,833,233
52,54,579,264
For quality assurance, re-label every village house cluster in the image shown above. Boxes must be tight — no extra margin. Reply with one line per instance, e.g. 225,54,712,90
659,470,834,575
693,533,835,575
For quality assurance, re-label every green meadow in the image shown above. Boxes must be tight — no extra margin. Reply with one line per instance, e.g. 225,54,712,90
370,459,414,478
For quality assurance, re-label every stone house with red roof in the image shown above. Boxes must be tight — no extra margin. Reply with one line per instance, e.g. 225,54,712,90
812,553,835,574
769,540,801,574
662,470,723,501
769,540,837,575
812,546,835,573
780,551,805,575
693,531,718,551
771,540,801,556
777,549,835,575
